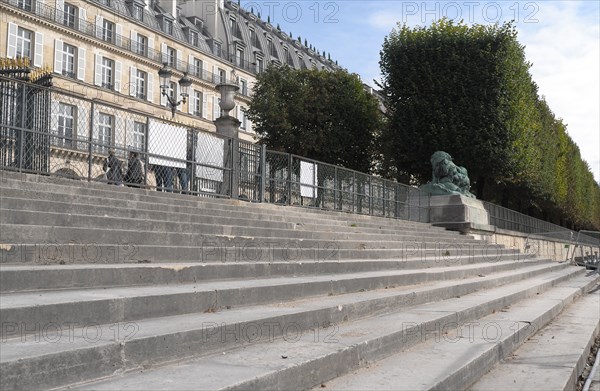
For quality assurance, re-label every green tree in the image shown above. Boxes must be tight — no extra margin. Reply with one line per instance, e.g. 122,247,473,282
246,66,382,173
379,19,530,196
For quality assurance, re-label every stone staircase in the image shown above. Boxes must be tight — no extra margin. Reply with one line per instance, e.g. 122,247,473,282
0,171,598,391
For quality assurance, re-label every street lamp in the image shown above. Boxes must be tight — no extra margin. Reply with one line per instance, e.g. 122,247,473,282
158,63,192,118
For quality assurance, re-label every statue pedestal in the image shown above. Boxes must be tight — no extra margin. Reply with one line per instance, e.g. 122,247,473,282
428,195,495,234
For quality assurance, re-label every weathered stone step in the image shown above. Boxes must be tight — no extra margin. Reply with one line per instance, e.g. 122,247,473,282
0,264,582,390
470,290,600,391
0,185,437,231
55,268,595,391
316,275,599,391
0,208,477,244
0,195,462,241
0,177,431,230
0,253,539,293
0,259,551,333
0,222,503,252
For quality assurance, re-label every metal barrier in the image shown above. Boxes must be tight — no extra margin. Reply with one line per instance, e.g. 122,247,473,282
483,201,572,235
2,73,590,231
571,231,600,270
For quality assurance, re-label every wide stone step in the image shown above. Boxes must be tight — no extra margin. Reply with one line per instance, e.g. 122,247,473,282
0,195,461,241
49,268,596,391
0,238,515,265
0,259,552,334
0,178,431,230
0,209,477,244
470,291,600,391
0,253,539,293
316,274,599,391
0,264,584,390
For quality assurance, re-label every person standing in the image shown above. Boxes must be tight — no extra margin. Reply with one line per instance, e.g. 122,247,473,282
124,151,144,187
103,149,123,185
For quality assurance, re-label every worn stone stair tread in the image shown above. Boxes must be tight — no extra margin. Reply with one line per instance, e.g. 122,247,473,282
0,264,575,365
469,291,600,391
0,259,548,309
0,195,450,235
312,278,600,391
0,255,538,292
0,182,435,229
64,269,596,391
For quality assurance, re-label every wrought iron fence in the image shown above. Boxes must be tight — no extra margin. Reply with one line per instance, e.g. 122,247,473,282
3,73,585,231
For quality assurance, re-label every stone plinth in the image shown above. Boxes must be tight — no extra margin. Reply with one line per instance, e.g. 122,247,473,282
429,195,495,233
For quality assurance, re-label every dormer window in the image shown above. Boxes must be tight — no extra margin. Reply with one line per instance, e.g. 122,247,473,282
190,31,199,46
133,4,144,21
163,19,173,35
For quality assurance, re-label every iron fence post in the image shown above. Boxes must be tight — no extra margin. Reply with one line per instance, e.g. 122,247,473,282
287,154,292,205
259,144,266,203
87,102,95,181
18,83,26,172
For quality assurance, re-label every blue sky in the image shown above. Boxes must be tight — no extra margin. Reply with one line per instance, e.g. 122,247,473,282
240,0,600,183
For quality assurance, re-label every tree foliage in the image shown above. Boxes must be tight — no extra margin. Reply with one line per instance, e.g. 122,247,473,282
379,19,599,229
246,66,382,173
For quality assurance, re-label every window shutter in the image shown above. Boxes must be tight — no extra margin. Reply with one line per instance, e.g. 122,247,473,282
161,43,167,62
147,73,154,102
213,95,219,120
202,93,208,119
175,84,180,111
160,86,166,106
94,53,102,86
77,47,86,81
212,65,216,83
53,39,63,73
50,99,59,135
129,66,136,97
176,49,182,68
34,32,44,67
7,23,17,59
76,105,88,148
115,24,122,46
114,60,122,92
247,119,252,133
126,118,134,150
95,16,103,39
130,30,137,52
147,37,154,54
78,8,87,32
188,89,195,114
55,0,64,23
188,54,193,73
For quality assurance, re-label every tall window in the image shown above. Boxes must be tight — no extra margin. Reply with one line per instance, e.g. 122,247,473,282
132,4,144,21
63,3,77,28
132,122,145,151
193,90,202,116
57,103,75,148
239,107,246,130
136,34,147,55
213,42,222,57
163,19,173,35
134,69,147,99
190,31,199,47
16,27,32,59
102,20,114,43
97,113,113,153
255,57,263,73
101,57,114,89
193,58,202,78
236,48,244,67
165,46,176,66
239,79,247,96
62,43,76,78
17,0,32,11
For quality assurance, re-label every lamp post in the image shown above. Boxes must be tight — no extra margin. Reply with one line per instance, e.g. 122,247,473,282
158,63,192,118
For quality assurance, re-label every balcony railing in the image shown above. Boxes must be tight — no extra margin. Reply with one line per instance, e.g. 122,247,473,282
2,0,251,96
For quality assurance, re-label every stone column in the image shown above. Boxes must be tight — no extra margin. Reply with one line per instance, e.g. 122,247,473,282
214,82,241,198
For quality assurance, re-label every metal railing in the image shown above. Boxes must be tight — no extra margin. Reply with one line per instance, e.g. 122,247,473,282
1,0,250,96
483,201,572,235
571,230,600,270
2,75,587,231
0,75,431,222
